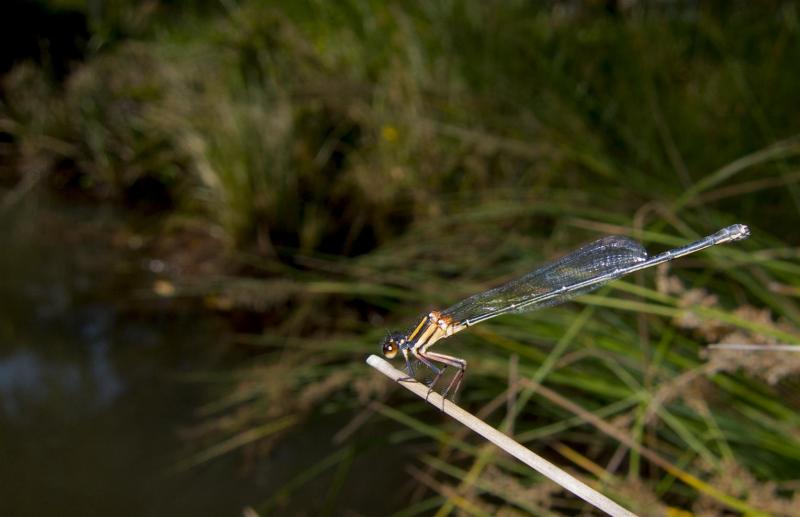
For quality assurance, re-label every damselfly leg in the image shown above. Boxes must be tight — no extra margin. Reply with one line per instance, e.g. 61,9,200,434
414,349,467,402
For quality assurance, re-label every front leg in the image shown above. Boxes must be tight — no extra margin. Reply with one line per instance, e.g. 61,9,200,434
397,351,417,383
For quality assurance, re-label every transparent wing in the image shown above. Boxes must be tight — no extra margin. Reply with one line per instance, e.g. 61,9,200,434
442,236,649,326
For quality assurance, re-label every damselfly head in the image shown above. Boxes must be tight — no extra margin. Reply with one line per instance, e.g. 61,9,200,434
381,332,404,359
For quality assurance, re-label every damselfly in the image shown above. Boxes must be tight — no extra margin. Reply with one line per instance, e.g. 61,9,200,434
381,224,750,399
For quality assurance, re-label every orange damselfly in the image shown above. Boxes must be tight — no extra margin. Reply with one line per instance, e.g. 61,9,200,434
381,224,750,399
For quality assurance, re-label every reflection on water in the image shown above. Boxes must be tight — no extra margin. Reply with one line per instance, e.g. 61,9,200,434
0,350,84,415
0,306,125,417
0,195,266,516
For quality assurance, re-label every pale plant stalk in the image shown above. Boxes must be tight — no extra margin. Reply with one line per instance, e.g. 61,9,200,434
366,355,637,517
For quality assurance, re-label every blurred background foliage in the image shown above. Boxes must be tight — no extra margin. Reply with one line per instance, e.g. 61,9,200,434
2,0,800,515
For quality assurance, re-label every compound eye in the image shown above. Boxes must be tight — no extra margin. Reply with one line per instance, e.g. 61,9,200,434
382,341,398,359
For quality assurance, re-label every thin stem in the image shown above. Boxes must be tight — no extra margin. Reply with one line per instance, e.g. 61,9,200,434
366,355,636,517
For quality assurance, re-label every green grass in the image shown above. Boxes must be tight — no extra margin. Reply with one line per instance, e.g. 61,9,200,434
3,1,800,515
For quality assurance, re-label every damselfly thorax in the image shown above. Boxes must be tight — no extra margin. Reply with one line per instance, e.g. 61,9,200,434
382,311,469,399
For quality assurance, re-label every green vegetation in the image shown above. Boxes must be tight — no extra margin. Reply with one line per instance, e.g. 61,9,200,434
2,1,800,514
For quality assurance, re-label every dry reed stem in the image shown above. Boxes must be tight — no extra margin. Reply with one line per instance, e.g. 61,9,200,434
366,355,637,517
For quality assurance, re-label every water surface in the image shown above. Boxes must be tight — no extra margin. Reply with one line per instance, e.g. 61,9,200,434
0,196,265,516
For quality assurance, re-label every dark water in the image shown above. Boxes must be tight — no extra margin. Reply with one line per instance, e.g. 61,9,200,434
0,196,270,516
0,195,418,517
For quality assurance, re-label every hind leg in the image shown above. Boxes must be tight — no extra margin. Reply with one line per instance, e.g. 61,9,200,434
416,350,467,407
